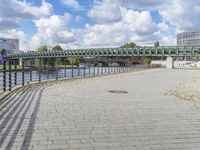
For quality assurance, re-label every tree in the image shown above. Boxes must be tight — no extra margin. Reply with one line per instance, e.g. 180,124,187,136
144,57,151,64
68,56,84,66
36,46,49,67
50,45,63,68
52,45,63,51
154,41,159,47
120,42,137,48
0,48,7,56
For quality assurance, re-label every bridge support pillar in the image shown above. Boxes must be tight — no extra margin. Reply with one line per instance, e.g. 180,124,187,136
166,57,174,69
19,58,23,66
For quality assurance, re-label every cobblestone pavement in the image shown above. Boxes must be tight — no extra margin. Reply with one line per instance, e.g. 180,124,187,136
1,69,200,150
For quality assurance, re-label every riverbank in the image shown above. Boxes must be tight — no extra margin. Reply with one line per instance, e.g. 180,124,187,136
170,70,200,108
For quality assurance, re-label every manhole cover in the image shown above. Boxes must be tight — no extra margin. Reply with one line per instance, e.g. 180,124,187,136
108,90,128,94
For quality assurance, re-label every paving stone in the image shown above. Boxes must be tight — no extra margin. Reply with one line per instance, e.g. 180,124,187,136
1,69,200,150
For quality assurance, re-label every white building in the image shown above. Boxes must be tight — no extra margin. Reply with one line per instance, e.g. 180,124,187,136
177,31,200,46
0,38,19,52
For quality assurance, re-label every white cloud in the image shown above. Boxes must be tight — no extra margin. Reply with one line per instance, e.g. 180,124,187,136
0,0,53,50
30,13,76,50
159,0,200,31
0,0,53,20
114,0,164,10
60,0,81,9
158,22,169,31
0,19,20,31
81,7,158,47
88,0,122,23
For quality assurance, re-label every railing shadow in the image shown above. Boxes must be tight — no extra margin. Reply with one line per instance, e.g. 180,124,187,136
0,84,49,150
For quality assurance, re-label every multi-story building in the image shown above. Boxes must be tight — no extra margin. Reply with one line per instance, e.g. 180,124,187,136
177,31,200,46
0,38,19,52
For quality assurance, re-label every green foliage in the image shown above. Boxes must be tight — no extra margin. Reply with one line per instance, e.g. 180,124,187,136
52,45,63,51
120,42,137,48
144,58,151,64
68,56,84,66
0,48,7,56
36,46,49,67
50,45,63,68
154,41,159,47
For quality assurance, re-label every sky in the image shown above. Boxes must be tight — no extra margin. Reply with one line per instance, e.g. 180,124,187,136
0,0,199,51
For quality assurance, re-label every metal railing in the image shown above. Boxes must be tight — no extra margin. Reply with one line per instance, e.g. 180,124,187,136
0,63,162,94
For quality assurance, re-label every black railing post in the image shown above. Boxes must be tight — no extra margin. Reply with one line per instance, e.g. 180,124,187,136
93,65,95,76
30,70,32,82
97,65,99,75
14,61,17,85
83,64,86,77
3,60,6,91
47,69,49,79
78,65,80,76
89,64,91,75
39,68,41,83
56,67,58,80
71,65,74,78
65,62,67,77
9,61,12,91
101,65,103,75
22,61,25,86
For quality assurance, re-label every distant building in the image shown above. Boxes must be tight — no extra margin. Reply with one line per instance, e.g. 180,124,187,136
177,31,200,46
0,38,19,52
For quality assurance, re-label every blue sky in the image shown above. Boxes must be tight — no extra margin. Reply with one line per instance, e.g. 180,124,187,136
0,0,199,50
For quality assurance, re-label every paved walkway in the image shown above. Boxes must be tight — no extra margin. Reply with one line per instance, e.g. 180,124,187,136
1,69,200,150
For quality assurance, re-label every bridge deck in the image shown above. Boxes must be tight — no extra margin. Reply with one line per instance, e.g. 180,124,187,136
1,69,200,150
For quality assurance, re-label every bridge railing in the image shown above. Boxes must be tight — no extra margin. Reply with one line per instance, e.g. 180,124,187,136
0,63,162,94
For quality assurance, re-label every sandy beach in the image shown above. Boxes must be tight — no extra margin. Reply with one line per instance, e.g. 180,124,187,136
170,70,200,108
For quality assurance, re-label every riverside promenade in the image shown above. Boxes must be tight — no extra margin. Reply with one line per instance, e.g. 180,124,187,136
1,69,200,150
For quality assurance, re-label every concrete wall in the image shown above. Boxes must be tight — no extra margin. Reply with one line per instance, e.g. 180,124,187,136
151,60,200,69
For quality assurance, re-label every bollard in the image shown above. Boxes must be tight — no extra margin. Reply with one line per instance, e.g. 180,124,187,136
101,66,103,75
8,61,12,91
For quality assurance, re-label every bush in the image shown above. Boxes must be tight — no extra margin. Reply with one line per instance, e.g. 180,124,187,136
144,58,151,64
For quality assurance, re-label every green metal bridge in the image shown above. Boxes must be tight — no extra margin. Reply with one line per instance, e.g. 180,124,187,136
8,46,200,59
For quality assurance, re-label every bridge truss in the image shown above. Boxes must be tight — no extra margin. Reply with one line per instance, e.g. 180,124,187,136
8,46,200,59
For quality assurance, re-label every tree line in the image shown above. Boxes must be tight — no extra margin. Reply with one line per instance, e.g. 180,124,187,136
36,45,84,69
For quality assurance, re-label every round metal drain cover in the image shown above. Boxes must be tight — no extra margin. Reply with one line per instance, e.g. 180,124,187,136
108,90,128,94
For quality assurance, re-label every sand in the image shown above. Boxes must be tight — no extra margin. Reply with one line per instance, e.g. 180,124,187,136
170,70,200,108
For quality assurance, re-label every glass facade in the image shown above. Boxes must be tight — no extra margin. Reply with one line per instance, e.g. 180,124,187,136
177,31,200,46
0,38,19,52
